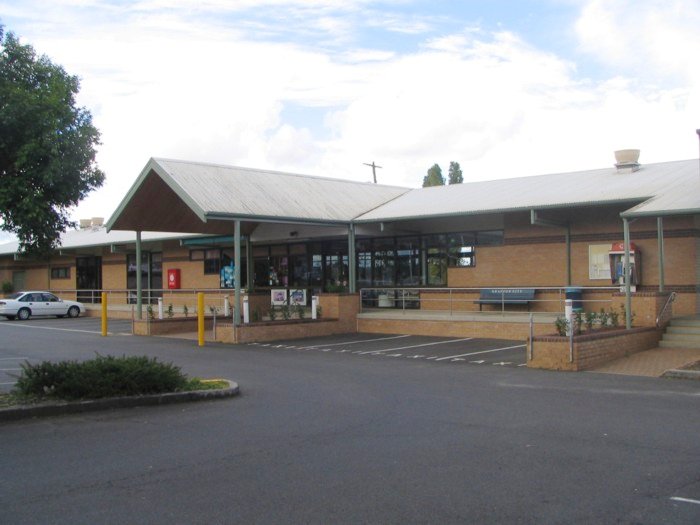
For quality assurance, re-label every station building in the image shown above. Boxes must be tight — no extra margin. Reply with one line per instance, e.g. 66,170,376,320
1,151,699,335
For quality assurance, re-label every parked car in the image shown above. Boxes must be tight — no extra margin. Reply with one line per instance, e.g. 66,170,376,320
0,291,85,320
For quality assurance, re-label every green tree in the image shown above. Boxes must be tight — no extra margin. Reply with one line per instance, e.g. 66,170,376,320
0,27,104,256
422,163,445,187
448,161,463,184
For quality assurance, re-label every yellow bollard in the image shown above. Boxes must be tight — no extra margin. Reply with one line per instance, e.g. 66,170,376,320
101,292,108,336
197,292,205,347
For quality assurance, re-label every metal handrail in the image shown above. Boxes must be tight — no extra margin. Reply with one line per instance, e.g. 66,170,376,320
656,291,677,327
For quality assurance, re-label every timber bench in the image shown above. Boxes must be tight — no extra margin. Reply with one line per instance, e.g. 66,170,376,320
474,288,536,311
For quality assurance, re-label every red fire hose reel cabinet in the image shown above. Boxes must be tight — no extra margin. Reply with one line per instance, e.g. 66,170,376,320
167,269,181,289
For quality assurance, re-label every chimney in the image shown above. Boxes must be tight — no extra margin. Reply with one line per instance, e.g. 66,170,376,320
614,149,640,173
79,219,92,229
91,217,104,227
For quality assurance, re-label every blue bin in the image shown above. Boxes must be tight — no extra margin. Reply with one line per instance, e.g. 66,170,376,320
565,287,583,311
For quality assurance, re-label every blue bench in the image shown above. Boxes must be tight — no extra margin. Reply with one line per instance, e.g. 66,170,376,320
474,288,535,311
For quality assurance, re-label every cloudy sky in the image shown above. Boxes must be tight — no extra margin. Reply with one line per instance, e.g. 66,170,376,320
1,0,699,241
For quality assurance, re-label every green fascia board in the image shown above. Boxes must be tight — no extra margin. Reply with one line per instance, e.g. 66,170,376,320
181,235,236,246
105,158,207,232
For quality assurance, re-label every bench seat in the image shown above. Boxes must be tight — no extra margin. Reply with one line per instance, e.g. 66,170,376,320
474,288,535,311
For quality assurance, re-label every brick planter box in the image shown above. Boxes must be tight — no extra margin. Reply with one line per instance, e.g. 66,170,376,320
528,326,661,371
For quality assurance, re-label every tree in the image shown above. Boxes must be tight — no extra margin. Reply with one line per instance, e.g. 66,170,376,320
0,27,104,256
422,163,445,187
448,161,463,184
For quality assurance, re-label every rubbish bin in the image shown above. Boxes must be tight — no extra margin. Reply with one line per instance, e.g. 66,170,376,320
565,287,583,312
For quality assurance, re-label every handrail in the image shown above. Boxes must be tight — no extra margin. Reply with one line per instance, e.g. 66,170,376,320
656,291,677,327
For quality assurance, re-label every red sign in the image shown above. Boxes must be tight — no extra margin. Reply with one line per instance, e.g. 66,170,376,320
167,269,181,289
610,242,638,253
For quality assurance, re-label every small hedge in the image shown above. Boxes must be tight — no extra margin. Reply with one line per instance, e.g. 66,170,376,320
14,355,192,401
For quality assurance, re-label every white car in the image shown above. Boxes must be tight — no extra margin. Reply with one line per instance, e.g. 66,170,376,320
0,291,85,321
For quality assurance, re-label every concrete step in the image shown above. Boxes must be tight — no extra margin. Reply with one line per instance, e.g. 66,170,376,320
659,339,700,349
666,326,700,335
669,317,700,329
662,333,700,343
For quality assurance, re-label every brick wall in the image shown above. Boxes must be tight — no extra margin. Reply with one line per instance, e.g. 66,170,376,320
528,327,661,371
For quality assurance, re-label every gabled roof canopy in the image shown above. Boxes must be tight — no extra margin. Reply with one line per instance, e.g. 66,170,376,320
106,158,411,233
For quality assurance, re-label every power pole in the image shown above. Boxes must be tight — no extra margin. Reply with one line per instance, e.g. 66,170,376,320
363,161,382,184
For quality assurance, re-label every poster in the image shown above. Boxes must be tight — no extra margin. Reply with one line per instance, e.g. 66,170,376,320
220,264,235,288
271,289,287,305
289,289,307,306
588,244,611,280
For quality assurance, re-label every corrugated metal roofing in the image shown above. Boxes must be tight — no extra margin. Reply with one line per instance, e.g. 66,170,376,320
355,159,700,222
0,228,199,256
153,158,410,222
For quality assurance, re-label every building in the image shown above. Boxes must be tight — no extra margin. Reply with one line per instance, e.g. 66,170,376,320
1,152,699,330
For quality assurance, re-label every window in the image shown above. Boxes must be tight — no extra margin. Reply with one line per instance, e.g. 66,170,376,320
203,249,221,274
448,233,476,267
189,249,205,261
50,266,70,279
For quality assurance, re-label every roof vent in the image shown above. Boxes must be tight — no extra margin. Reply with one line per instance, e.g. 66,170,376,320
91,217,104,227
79,219,92,229
614,149,640,173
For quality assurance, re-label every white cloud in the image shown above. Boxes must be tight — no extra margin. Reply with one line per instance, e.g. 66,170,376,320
1,0,698,225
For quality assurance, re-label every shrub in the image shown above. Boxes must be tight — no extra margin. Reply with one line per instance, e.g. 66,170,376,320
584,311,597,331
183,304,189,317
598,308,610,328
167,303,174,319
296,304,305,320
268,305,277,321
554,316,568,336
13,355,189,401
2,281,13,295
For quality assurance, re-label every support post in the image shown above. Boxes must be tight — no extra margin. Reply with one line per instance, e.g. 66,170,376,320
246,237,254,293
657,216,665,293
623,218,632,329
348,223,356,293
234,220,241,326
136,231,143,320
565,225,571,286
197,292,205,347
101,292,108,336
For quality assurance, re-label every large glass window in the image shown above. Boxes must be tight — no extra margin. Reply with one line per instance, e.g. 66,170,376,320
396,237,421,286
76,256,102,303
447,233,476,268
126,253,161,303
356,239,373,288
372,238,395,286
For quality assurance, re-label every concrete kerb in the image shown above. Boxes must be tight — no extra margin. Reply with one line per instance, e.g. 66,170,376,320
661,369,700,381
0,380,240,423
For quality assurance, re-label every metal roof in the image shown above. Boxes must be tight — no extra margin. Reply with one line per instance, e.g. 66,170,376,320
106,158,411,232
354,159,700,222
0,228,200,256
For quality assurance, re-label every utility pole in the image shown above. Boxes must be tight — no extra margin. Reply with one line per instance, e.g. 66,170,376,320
363,161,382,184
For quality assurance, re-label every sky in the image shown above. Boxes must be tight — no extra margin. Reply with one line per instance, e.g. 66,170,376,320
1,0,699,243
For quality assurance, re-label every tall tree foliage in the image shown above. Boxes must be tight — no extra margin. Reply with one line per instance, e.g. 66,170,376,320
422,163,445,187
0,28,104,256
448,161,463,184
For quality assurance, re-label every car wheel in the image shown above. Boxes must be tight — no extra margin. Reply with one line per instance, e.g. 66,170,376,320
17,308,31,321
68,306,80,318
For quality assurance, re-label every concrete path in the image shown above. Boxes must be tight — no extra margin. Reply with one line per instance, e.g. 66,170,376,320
590,347,700,377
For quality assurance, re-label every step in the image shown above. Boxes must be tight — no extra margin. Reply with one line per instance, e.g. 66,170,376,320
669,318,700,329
666,326,700,336
659,340,700,349
662,333,700,343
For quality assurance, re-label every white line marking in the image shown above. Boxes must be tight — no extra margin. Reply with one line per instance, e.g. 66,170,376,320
470,360,486,364
434,344,526,361
0,381,16,385
0,368,22,371
0,324,108,335
0,357,28,361
300,334,411,349
425,356,438,360
358,337,474,355
670,497,700,506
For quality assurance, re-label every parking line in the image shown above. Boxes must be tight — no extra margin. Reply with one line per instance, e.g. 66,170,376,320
434,343,526,361
301,334,411,349
0,324,109,335
670,497,700,506
358,337,474,355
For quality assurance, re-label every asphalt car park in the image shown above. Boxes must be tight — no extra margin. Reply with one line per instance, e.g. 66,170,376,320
250,333,527,367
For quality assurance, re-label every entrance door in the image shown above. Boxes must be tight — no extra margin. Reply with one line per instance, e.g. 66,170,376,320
76,256,102,303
